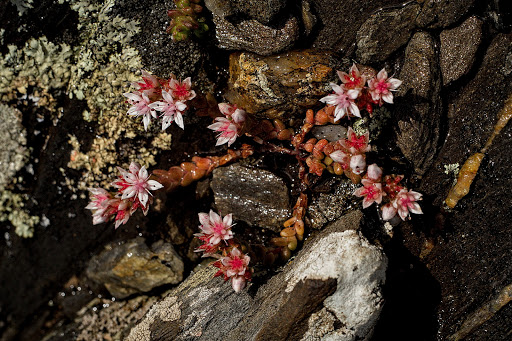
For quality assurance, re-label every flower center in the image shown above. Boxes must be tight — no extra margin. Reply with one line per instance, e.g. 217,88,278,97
229,257,244,271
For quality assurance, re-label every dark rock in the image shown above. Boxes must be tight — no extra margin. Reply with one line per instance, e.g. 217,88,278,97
226,49,341,119
440,16,483,85
211,163,290,232
356,2,421,64
86,238,184,299
411,33,512,339
309,0,406,53
126,211,387,341
205,0,287,24
205,0,299,56
421,33,512,201
307,178,359,229
416,0,476,29
395,31,441,175
310,124,347,142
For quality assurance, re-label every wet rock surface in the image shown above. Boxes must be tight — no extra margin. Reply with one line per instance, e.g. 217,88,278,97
395,31,441,175
356,2,421,64
416,0,476,28
205,0,299,56
211,163,290,232
440,16,483,86
126,211,387,341
226,49,340,119
309,0,406,53
86,238,184,299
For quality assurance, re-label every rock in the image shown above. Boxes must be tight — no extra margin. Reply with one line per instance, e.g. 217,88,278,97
421,33,512,201
440,16,483,85
307,179,359,229
86,238,184,299
395,32,441,175
126,211,388,341
226,49,341,119
43,295,160,341
211,163,290,232
205,0,299,56
409,33,512,339
356,2,421,64
310,125,347,142
416,0,476,29
309,0,406,53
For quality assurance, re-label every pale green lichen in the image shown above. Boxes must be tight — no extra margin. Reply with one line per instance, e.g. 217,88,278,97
0,104,29,192
0,190,39,238
0,36,73,106
9,0,33,16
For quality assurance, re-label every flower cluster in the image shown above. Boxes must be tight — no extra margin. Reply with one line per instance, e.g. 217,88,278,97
123,70,196,131
320,64,402,119
194,210,252,292
86,162,163,228
352,164,423,221
208,103,247,146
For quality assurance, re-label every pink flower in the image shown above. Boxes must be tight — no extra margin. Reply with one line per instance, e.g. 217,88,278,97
393,189,423,220
381,203,397,221
214,247,251,292
131,70,161,99
149,90,187,130
167,77,196,101
349,154,366,175
109,198,132,229
338,64,365,93
366,164,383,182
367,69,402,104
195,210,234,247
112,162,163,208
329,150,350,170
353,179,384,208
86,188,115,225
218,103,246,124
208,117,240,146
341,127,370,154
123,92,158,131
320,83,360,121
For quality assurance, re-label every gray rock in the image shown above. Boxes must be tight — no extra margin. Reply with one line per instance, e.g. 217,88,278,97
211,163,290,232
309,0,406,53
86,238,184,299
440,16,483,85
311,125,347,142
205,0,299,56
416,0,476,29
126,211,387,341
307,179,359,229
205,0,286,24
395,32,441,175
356,2,421,64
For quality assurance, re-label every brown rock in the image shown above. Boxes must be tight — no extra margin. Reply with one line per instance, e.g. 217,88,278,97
86,238,184,299
440,16,483,85
356,2,421,64
416,0,476,28
395,31,441,175
225,49,341,119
